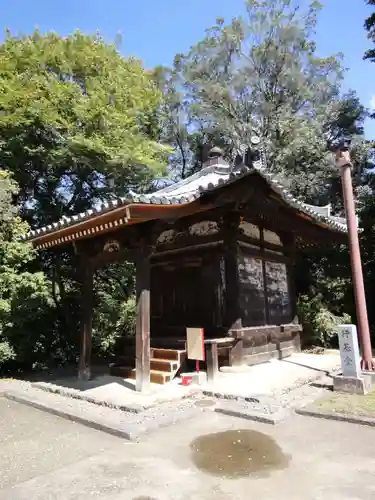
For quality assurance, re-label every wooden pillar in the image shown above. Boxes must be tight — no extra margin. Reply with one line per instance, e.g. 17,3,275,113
206,343,219,384
135,247,151,392
223,214,242,332
229,339,244,366
78,263,94,380
284,234,298,323
260,228,270,324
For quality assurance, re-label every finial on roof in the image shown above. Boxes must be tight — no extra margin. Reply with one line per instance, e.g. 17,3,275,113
208,146,224,159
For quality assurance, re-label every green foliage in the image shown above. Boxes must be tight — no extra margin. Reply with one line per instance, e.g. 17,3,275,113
158,0,370,202
0,170,56,370
364,0,375,62
0,31,166,373
355,174,375,336
297,294,351,348
0,341,15,365
295,244,354,347
0,30,169,227
0,7,373,373
116,297,136,339
157,0,372,349
92,296,136,354
92,263,136,355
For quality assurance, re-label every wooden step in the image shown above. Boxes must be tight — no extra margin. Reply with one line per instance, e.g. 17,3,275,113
151,348,185,362
110,366,171,385
129,369,171,385
150,358,178,372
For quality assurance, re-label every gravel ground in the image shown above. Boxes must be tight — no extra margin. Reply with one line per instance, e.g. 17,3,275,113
270,372,337,409
0,398,121,491
4,382,216,442
0,378,31,395
2,369,338,430
2,399,375,500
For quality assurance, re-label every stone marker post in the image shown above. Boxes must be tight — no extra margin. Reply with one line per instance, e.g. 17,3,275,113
333,324,372,395
337,325,361,377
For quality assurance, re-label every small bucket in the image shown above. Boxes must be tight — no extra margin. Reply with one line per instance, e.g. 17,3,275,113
181,374,193,386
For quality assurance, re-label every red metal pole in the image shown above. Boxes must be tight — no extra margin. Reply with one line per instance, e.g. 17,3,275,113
336,150,374,370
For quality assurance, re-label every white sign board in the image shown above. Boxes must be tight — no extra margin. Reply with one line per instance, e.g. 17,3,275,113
337,324,361,378
186,327,205,361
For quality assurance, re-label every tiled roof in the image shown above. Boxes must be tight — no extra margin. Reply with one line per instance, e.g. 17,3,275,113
22,156,348,242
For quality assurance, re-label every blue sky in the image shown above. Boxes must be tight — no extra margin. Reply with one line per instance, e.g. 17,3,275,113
1,0,375,138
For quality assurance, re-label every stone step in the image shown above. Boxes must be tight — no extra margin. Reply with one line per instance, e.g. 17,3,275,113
129,369,171,385
4,388,209,441
5,388,137,440
150,358,178,372
114,348,185,363
151,348,185,362
111,346,186,385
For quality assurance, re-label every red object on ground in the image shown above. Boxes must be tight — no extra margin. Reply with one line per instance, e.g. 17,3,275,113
181,375,193,386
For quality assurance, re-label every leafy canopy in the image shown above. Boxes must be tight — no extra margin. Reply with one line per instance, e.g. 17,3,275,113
0,171,53,368
364,0,375,61
0,31,170,371
160,0,368,201
0,30,169,227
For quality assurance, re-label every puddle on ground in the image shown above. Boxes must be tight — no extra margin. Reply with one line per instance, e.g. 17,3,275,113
190,429,290,479
194,399,216,408
133,497,158,500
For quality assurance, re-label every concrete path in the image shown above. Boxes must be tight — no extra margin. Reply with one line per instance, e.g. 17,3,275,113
31,375,199,411
1,397,375,500
204,351,341,399
18,351,341,413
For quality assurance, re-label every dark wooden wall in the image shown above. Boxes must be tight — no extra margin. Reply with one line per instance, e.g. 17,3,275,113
237,246,292,327
148,210,296,340
150,246,225,338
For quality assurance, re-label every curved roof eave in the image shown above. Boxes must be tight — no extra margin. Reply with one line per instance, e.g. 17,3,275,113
21,162,349,247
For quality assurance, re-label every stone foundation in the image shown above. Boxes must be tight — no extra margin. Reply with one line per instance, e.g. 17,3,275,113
243,344,297,366
333,374,372,395
233,325,302,367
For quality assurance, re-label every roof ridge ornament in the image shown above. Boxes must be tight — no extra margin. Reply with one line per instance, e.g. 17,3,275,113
233,136,265,173
203,145,230,170
208,146,224,159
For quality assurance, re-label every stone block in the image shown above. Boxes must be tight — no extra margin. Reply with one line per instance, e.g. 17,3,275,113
337,324,361,378
243,345,297,366
333,374,372,395
362,370,375,383
190,371,207,385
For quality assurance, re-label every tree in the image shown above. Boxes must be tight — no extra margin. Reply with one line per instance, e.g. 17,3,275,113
171,0,369,202
153,65,251,181
157,0,371,345
0,31,170,371
364,0,375,61
152,66,192,180
0,30,169,228
0,171,55,370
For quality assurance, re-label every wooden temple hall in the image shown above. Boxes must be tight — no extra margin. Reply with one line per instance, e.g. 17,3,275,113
23,147,348,391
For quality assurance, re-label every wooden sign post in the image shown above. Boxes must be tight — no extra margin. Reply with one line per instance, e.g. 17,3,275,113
186,327,205,374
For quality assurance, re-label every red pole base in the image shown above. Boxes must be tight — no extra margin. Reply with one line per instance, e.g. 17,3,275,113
360,358,375,371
